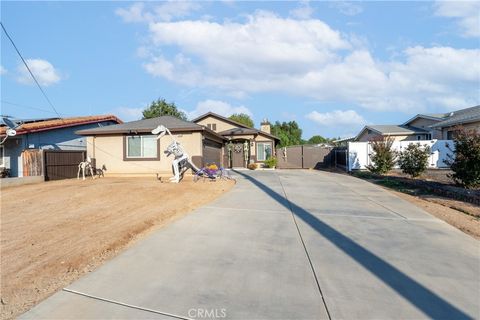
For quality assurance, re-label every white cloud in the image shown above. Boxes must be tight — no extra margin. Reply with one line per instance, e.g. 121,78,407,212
434,1,480,38
16,59,61,86
290,1,314,19
330,1,363,16
306,110,366,126
116,1,200,23
113,107,143,121
186,99,252,119
0,65,7,75
129,9,479,113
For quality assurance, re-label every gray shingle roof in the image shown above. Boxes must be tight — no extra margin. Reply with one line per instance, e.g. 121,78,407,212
430,105,480,128
368,125,429,134
76,116,205,135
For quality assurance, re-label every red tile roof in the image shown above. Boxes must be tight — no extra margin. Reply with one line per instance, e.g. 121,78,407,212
0,115,123,136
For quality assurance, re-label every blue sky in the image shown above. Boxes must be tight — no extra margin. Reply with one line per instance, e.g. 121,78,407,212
1,1,479,139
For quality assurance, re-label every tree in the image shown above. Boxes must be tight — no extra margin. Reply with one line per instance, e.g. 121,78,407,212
444,128,480,188
271,121,303,147
142,98,187,120
398,143,431,178
366,137,396,174
307,135,328,144
229,113,254,128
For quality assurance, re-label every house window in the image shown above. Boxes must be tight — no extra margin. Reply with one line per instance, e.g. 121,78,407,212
126,135,157,159
207,123,217,131
257,142,272,161
447,130,458,140
417,135,421,140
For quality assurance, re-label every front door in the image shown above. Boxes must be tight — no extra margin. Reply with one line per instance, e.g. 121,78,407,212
231,142,245,167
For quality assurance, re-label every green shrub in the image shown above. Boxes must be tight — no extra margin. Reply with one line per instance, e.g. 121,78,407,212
366,137,396,174
398,143,431,178
445,128,480,188
263,157,277,168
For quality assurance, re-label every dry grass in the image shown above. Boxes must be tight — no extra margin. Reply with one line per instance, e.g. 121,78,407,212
0,177,234,319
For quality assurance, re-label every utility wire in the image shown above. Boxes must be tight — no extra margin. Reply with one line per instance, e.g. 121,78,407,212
1,22,62,119
1,99,69,116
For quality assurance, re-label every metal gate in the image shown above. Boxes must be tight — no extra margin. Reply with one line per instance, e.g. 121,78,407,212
44,150,86,181
276,145,333,169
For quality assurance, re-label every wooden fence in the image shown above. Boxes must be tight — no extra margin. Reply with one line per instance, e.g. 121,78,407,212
21,149,87,181
276,145,334,169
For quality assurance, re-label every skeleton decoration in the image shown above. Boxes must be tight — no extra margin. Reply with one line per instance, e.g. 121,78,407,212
152,125,200,183
77,156,95,180
243,141,249,165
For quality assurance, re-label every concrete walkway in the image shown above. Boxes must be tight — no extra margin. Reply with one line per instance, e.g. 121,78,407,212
21,170,479,319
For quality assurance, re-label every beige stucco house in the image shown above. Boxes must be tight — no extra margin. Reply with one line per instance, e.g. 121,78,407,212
192,112,279,168
430,105,480,139
355,105,479,142
76,112,279,176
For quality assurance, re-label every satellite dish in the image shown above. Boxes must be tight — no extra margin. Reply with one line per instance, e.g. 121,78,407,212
6,128,16,137
2,117,21,129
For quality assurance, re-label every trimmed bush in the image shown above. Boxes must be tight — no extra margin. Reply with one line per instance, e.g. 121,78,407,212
445,128,480,188
263,157,277,168
398,143,431,178
366,137,396,174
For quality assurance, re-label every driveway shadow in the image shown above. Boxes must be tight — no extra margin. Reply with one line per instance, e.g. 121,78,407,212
234,170,472,320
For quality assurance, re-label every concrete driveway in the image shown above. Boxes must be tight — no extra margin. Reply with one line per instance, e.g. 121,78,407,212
22,170,479,319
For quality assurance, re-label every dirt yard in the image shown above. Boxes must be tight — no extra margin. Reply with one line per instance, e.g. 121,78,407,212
385,189,480,240
0,177,234,320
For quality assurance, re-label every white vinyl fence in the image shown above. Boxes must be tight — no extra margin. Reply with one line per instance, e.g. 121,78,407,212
347,140,454,171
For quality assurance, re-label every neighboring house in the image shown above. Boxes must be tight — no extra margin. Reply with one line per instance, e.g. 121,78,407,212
0,115,122,177
76,112,279,176
354,105,480,142
355,125,432,142
430,105,480,139
192,112,279,167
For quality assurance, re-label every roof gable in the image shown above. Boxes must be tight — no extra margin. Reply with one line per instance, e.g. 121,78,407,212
402,114,446,126
192,112,251,129
430,105,480,128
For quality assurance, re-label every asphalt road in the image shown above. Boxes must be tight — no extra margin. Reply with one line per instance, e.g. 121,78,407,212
21,170,479,319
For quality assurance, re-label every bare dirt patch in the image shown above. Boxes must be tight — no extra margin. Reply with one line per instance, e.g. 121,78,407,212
384,189,480,240
0,177,234,319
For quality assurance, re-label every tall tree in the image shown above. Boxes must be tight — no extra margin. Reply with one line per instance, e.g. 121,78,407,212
307,135,328,144
142,98,187,120
229,113,254,128
271,121,303,147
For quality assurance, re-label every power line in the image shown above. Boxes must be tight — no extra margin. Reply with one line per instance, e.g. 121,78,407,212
1,22,62,119
0,99,67,116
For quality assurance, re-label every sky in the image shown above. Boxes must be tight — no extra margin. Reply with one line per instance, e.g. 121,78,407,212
1,1,479,139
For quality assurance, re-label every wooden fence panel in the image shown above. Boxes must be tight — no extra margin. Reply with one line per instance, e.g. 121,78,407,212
22,149,43,176
276,145,304,169
303,146,333,169
44,150,86,181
